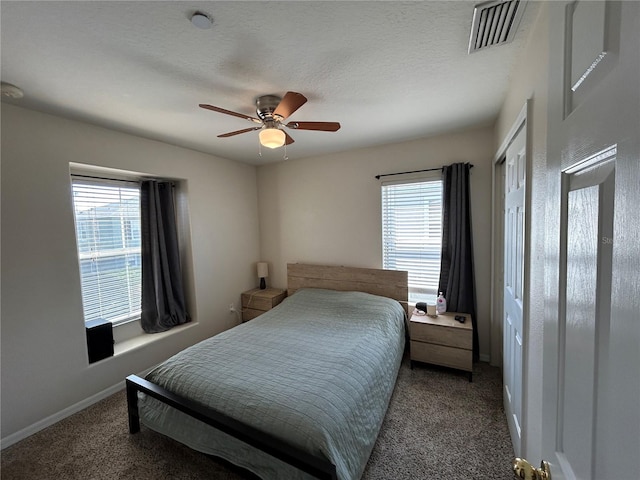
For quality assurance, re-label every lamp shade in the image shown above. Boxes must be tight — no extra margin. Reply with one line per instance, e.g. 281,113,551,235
259,128,285,149
257,262,269,278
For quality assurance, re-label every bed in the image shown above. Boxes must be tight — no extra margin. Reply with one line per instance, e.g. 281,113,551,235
126,264,408,480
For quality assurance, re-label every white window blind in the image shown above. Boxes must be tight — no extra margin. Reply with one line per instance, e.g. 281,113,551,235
71,178,142,325
382,178,443,303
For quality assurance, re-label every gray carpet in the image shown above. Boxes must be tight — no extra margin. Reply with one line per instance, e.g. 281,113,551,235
1,357,515,479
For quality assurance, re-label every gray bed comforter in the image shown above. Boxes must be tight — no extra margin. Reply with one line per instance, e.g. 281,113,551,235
139,288,405,480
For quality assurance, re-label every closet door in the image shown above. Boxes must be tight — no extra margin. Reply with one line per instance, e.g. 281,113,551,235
503,123,526,457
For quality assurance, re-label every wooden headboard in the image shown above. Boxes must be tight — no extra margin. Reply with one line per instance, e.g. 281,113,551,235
287,263,408,314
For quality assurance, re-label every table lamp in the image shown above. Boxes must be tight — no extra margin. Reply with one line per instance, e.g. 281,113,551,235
257,262,269,289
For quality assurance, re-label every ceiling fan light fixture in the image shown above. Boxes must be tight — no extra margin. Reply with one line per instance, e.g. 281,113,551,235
259,128,286,149
199,91,340,153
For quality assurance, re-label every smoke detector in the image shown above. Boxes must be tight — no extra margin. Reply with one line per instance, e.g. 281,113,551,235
1,82,24,99
191,12,212,29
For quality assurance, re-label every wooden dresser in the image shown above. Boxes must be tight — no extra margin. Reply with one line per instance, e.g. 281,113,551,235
409,311,473,381
241,288,287,322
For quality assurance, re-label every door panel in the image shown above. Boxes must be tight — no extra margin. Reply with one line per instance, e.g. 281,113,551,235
563,185,598,480
566,1,620,115
557,159,615,480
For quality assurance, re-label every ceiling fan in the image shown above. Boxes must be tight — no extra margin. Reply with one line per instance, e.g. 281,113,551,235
199,91,341,149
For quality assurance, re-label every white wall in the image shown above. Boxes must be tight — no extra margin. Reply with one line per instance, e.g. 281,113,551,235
495,2,549,463
257,126,495,360
1,104,260,440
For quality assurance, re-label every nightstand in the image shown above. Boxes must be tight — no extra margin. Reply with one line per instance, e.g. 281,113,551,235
409,311,473,381
241,288,287,322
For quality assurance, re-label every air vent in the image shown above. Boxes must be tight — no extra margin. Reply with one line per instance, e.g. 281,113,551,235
468,0,526,53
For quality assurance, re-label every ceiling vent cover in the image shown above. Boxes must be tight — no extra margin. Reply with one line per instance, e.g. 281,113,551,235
468,0,526,53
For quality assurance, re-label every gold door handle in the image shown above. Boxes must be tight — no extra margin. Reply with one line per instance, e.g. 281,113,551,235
513,458,552,480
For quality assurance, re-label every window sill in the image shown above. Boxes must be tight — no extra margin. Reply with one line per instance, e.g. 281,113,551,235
113,322,197,356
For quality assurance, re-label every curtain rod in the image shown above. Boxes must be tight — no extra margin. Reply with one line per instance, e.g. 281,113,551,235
375,164,473,180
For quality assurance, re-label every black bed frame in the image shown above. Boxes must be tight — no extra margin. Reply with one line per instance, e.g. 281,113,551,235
127,264,408,480
126,374,338,479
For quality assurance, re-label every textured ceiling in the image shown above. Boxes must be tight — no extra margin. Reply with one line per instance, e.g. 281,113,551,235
1,1,537,165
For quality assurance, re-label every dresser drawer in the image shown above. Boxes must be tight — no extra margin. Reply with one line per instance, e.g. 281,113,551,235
410,340,472,372
409,321,472,349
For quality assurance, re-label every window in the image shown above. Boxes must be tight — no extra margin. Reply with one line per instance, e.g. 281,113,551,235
382,177,443,304
71,177,141,325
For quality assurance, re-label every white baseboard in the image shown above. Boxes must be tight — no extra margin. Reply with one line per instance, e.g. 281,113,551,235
479,353,491,363
1,366,154,450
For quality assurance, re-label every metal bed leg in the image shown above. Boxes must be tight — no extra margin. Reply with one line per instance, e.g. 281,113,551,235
126,377,141,434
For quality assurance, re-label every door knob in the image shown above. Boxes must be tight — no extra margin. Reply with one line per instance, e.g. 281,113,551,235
513,457,551,480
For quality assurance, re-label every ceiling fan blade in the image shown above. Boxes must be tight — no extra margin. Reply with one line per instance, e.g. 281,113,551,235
273,92,307,120
217,127,262,138
200,104,261,123
284,131,295,145
285,121,341,132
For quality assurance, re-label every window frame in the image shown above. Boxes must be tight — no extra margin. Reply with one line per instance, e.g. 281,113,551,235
381,173,443,304
71,174,143,327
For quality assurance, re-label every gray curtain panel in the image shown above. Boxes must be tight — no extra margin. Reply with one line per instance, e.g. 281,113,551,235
140,180,190,333
438,163,479,361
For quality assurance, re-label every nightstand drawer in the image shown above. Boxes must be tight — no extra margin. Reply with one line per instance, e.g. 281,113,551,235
241,288,286,310
410,340,472,372
409,322,472,349
242,308,264,321
241,288,287,322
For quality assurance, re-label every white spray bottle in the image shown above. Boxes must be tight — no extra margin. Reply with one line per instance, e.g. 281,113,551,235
436,292,447,314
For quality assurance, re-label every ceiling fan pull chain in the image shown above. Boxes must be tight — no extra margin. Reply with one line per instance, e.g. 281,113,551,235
283,142,288,161
258,139,263,157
